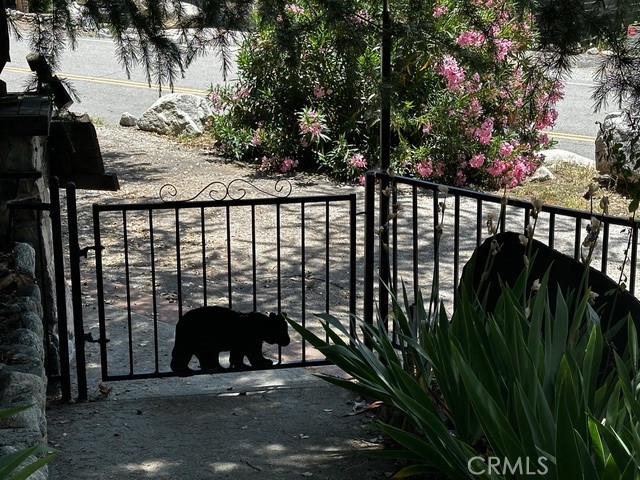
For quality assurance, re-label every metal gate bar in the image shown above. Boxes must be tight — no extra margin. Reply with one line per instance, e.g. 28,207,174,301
89,192,357,381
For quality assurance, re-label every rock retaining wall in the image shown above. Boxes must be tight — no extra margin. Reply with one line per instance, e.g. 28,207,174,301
0,243,49,479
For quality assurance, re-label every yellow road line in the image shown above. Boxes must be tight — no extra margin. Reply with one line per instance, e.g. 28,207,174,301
4,66,207,94
541,130,596,142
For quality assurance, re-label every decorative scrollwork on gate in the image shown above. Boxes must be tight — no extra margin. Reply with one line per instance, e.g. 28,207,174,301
159,178,293,203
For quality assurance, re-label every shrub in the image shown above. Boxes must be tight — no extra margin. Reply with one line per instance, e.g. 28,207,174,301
207,0,562,187
289,260,640,478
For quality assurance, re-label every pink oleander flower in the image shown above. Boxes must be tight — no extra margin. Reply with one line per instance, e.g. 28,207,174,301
348,153,367,169
231,87,249,101
498,142,514,156
279,156,298,173
261,156,273,170
535,108,558,130
416,159,433,178
433,161,446,178
284,4,305,14
436,55,466,92
433,4,448,18
308,123,323,136
455,170,467,186
358,174,366,186
487,158,508,177
422,121,433,134
250,132,262,147
456,30,486,47
313,84,326,98
469,153,485,168
494,38,514,61
208,91,224,112
347,9,372,24
467,97,483,118
538,133,550,146
299,109,325,137
472,117,494,145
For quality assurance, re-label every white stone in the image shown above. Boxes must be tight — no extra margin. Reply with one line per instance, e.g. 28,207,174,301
137,93,214,136
119,112,138,127
539,149,595,168
527,166,556,182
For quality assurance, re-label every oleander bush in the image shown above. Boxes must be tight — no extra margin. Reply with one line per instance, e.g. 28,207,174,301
207,0,563,186
289,259,640,478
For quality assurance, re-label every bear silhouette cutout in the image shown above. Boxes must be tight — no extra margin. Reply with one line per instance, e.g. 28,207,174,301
170,306,291,375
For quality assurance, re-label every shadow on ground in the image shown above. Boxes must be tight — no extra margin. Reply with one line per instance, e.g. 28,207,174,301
47,367,400,479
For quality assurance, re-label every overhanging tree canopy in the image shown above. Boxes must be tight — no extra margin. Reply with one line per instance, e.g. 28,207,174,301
0,0,638,107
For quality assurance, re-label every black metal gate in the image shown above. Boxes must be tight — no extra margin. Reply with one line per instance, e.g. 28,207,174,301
65,180,357,400
47,171,640,402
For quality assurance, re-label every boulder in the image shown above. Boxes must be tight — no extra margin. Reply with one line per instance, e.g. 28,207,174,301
119,112,138,127
595,111,640,182
527,165,556,182
540,149,594,168
137,93,214,136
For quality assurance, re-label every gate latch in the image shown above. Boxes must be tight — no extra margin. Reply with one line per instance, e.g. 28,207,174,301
79,245,104,258
84,332,110,345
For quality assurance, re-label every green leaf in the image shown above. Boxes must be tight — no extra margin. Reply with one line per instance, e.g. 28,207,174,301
0,404,33,421
451,345,524,459
376,422,473,479
391,464,437,479
588,417,606,473
581,326,603,412
0,445,57,480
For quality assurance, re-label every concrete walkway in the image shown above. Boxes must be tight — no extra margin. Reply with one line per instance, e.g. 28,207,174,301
46,368,399,479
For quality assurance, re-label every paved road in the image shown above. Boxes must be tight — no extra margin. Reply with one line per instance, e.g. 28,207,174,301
2,34,237,124
546,56,613,161
0,34,611,160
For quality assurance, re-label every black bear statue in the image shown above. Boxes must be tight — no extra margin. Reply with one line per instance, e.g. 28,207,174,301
461,231,640,358
170,306,291,375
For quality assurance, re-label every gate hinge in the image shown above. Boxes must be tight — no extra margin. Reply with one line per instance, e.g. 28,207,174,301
79,245,104,258
84,332,110,345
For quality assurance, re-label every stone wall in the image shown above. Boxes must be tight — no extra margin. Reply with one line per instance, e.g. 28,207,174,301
0,132,71,394
0,243,49,480
0,126,67,478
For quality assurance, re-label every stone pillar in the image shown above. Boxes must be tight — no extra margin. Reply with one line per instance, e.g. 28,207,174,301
0,109,69,395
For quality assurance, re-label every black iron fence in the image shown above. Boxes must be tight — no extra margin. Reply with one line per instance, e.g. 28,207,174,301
7,169,639,402
77,182,357,385
364,171,640,326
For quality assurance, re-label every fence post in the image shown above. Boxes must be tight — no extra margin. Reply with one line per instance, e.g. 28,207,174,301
66,183,88,401
49,177,72,402
378,173,391,328
363,172,376,331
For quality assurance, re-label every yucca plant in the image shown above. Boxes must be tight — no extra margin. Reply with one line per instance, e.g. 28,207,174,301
289,259,640,478
0,405,58,480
